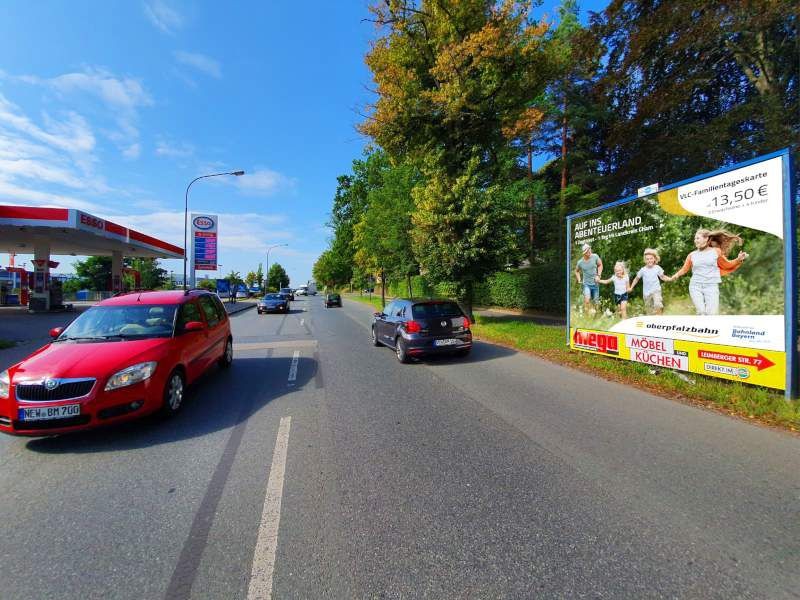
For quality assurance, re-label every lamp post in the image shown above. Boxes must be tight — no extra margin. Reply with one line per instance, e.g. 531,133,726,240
264,243,288,293
183,170,245,290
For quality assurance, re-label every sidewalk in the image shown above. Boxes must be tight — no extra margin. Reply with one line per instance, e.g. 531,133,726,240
224,300,256,315
474,306,565,326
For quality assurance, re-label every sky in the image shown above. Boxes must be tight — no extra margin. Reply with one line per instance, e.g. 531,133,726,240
0,0,607,286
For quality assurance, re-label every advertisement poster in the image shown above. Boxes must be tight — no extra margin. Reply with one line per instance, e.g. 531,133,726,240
566,151,794,391
192,214,218,271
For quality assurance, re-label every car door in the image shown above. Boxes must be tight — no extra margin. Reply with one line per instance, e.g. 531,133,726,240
377,301,395,343
388,301,406,345
197,295,225,371
176,300,209,381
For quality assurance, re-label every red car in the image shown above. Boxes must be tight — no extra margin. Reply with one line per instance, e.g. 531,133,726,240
0,290,233,436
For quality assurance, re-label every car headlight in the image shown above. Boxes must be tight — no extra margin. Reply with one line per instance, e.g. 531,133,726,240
0,370,9,398
105,362,157,391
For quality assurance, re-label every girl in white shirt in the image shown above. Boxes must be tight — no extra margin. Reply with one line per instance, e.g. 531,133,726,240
597,261,630,320
667,228,747,315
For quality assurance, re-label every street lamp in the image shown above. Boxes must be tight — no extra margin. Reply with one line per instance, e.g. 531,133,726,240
183,170,245,290
264,243,288,292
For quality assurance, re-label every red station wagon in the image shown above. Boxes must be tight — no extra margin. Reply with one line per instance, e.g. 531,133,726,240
0,290,233,436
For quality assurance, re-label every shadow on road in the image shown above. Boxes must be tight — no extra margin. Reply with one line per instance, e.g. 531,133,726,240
376,339,518,366
23,355,315,454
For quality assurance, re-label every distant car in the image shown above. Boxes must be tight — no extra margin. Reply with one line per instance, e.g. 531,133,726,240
296,286,308,296
324,293,342,308
0,290,232,436
371,299,472,363
279,287,294,301
258,293,289,314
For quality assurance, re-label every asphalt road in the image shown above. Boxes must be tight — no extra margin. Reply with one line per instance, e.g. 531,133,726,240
0,295,798,599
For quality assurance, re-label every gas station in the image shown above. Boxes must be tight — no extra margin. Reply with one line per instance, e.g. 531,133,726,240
0,205,184,311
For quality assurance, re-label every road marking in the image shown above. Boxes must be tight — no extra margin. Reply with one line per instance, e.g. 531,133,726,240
236,340,318,351
287,350,299,382
299,318,304,326
247,416,292,600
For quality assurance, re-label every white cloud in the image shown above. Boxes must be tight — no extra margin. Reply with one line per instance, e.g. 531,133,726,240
174,51,222,79
0,94,95,155
144,0,183,34
10,68,153,159
112,211,291,253
0,180,107,213
155,138,194,158
122,143,141,159
232,168,295,196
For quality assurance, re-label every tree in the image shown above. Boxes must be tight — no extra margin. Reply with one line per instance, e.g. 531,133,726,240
255,263,264,290
74,256,112,291
245,271,258,288
129,257,168,289
197,279,216,291
412,152,524,318
266,263,289,292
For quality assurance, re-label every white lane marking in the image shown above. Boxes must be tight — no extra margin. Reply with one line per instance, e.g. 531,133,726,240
300,318,304,326
247,416,292,600
287,350,299,383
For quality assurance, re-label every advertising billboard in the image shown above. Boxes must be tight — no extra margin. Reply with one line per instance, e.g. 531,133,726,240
192,214,218,271
566,149,795,395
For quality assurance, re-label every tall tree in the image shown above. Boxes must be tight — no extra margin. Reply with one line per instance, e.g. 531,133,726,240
74,256,112,291
266,263,289,291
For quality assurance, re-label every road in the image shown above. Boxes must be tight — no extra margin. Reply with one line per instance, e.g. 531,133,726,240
0,295,798,599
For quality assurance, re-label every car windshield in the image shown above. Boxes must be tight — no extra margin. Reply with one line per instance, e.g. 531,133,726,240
265,294,282,300
411,302,462,319
58,305,178,340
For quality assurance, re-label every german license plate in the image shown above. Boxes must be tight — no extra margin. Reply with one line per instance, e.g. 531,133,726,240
434,338,461,346
18,404,80,421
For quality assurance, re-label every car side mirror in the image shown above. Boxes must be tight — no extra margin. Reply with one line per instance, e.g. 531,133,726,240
49,327,64,339
183,321,205,333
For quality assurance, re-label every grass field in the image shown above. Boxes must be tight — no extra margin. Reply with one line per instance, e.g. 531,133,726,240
345,294,799,431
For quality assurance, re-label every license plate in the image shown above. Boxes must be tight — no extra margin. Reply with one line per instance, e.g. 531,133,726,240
18,404,81,421
434,338,461,346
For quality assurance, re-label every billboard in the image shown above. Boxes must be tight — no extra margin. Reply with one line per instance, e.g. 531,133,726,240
566,149,795,395
192,214,218,271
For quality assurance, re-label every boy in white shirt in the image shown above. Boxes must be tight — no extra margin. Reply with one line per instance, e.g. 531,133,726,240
628,248,669,315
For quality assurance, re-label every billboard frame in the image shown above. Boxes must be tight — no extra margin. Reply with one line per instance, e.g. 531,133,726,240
565,148,796,400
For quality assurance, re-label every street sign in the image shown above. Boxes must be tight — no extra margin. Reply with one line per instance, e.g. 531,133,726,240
191,214,218,271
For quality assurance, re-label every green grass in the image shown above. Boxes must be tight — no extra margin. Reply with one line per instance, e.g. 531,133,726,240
346,292,798,430
0,339,15,350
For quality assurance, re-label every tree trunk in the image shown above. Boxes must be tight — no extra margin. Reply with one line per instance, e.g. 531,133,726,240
407,274,413,299
380,269,386,309
527,140,535,263
558,93,568,260
461,280,475,322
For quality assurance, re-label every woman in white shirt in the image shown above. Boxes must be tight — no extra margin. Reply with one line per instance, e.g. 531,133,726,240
667,228,747,315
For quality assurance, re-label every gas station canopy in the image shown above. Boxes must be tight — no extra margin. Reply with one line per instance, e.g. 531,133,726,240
0,206,184,258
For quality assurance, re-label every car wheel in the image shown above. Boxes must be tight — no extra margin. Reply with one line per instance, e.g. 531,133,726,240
395,337,410,363
371,326,381,346
219,337,233,368
160,370,185,418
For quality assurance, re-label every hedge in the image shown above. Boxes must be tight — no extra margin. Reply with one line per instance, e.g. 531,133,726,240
376,262,565,314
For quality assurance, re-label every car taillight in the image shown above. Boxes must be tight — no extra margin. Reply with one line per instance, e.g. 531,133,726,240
463,316,471,329
404,320,422,333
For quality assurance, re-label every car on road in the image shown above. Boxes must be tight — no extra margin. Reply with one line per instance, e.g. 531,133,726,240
371,299,472,363
0,290,232,436
258,293,289,314
279,287,294,301
295,286,307,296
324,293,342,308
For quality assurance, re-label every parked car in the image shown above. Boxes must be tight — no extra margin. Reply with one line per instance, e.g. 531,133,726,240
371,299,472,363
324,293,342,307
279,287,294,301
258,293,289,314
0,290,232,436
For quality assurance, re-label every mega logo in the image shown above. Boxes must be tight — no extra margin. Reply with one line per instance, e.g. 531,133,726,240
193,216,215,230
573,330,619,355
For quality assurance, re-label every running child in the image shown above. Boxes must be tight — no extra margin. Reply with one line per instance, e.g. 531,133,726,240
596,261,630,320
628,248,670,315
666,228,747,315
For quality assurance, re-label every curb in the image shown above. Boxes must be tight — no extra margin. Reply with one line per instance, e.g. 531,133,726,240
225,302,256,316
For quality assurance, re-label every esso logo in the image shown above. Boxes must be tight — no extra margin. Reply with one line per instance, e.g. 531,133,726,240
193,216,215,230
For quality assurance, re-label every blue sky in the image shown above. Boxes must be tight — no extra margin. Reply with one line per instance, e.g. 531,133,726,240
0,0,606,285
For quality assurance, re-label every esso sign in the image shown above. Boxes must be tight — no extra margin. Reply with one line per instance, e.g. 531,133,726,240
193,216,215,230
